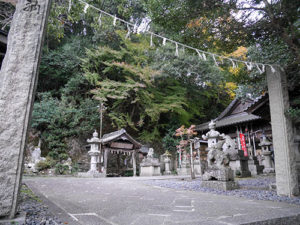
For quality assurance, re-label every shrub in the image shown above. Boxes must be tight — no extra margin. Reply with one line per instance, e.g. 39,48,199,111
55,163,69,175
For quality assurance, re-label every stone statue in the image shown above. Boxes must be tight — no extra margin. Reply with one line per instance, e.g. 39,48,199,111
140,148,161,176
207,140,229,169
201,122,239,190
222,135,238,160
147,148,154,158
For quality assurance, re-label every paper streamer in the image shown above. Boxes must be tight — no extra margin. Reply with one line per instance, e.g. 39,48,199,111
230,59,236,68
125,24,131,39
196,49,203,60
270,65,276,73
256,64,263,74
113,15,117,26
202,53,207,61
150,34,153,47
98,13,102,26
212,54,218,66
175,43,179,57
68,0,72,13
84,4,89,13
163,38,166,46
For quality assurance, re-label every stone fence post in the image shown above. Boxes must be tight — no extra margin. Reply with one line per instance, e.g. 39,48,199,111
0,0,51,218
266,65,299,196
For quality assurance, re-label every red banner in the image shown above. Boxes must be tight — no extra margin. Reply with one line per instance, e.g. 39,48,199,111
239,133,248,157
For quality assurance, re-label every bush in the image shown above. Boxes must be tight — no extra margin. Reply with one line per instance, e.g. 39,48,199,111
71,163,79,174
55,163,69,175
35,160,51,171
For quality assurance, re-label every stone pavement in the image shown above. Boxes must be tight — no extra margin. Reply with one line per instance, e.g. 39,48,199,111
24,176,300,225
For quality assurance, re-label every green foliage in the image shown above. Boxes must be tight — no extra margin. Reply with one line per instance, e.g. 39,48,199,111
82,34,190,142
55,163,69,175
35,160,51,171
35,156,56,171
162,127,179,153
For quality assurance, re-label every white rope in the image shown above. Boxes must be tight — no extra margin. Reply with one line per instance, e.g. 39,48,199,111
76,0,279,73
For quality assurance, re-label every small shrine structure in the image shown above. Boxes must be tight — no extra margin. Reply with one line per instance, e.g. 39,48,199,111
101,129,142,176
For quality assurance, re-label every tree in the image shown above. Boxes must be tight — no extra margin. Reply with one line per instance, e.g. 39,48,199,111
82,33,188,142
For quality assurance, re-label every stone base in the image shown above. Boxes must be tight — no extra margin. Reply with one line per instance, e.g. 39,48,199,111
248,159,264,175
202,167,234,181
140,165,161,176
201,180,239,191
177,167,191,176
263,167,275,173
163,171,172,175
77,172,105,178
0,212,26,224
240,170,251,178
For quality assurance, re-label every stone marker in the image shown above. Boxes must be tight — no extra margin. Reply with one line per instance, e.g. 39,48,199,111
140,148,161,176
266,66,299,196
0,0,51,218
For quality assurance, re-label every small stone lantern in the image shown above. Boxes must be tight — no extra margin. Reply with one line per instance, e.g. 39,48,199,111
163,150,172,175
87,130,101,174
202,120,223,148
259,136,275,173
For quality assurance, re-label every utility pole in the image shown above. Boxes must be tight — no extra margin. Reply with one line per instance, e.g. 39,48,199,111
98,102,106,172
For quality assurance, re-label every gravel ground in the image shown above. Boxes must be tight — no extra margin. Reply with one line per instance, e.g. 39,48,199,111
143,175,300,205
18,184,63,225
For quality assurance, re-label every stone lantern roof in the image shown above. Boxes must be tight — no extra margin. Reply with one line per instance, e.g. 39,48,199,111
259,136,272,147
87,130,101,144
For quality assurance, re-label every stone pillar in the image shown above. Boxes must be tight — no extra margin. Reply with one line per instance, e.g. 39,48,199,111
0,0,51,218
132,151,136,177
103,149,108,176
266,66,299,196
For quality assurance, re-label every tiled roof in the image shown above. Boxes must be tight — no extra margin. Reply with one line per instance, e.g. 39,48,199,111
101,129,142,148
196,112,261,131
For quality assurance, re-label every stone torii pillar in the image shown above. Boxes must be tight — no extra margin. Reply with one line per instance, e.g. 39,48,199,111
266,65,299,196
0,0,52,218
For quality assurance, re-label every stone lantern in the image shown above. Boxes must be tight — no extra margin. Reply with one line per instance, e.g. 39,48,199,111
163,150,172,175
259,136,275,173
87,130,101,174
202,120,223,148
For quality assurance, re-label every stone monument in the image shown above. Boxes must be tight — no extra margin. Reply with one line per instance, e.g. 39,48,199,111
163,151,172,175
201,121,239,190
0,0,52,219
24,147,46,173
259,136,275,173
177,150,191,175
140,148,161,176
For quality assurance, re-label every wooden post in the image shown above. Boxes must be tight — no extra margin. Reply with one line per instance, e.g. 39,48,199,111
0,0,52,218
